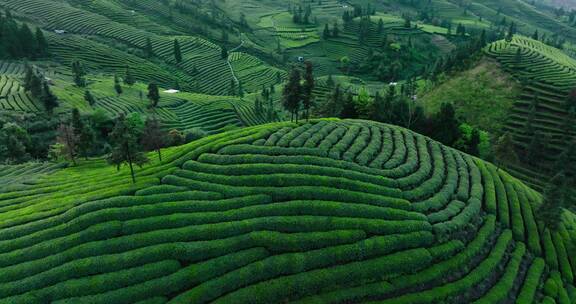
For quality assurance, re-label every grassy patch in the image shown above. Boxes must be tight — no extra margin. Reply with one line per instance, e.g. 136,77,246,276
420,58,520,134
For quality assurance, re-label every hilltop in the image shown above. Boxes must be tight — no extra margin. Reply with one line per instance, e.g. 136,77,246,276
0,119,574,303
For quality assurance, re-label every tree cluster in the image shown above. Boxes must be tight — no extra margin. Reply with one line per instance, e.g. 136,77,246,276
23,65,59,112
290,4,312,25
319,81,486,156
537,173,575,230
72,61,87,87
281,62,315,122
0,11,49,59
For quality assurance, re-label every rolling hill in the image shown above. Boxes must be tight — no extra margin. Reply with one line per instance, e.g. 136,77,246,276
0,120,574,303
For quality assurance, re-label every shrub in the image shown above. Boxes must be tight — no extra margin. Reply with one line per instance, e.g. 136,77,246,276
184,128,208,143
427,200,466,224
516,258,545,304
264,127,292,146
381,230,513,304
369,127,394,168
172,246,434,303
473,243,525,304
355,126,382,166
49,249,269,304
433,198,482,237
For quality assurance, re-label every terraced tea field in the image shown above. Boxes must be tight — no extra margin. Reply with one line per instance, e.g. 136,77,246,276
229,52,286,93
0,62,43,113
0,0,285,96
485,37,576,149
0,120,573,303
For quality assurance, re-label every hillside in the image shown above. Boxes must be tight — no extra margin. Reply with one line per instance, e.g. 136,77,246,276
485,36,576,148
0,120,574,303
420,58,521,134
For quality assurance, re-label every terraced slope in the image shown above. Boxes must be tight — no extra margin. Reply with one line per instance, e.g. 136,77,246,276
485,36,576,150
0,0,279,96
0,62,43,113
0,120,574,303
484,36,576,187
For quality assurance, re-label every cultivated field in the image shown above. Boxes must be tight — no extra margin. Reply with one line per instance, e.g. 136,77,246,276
0,120,573,303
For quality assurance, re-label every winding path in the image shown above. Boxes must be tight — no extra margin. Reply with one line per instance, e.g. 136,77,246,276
227,38,245,85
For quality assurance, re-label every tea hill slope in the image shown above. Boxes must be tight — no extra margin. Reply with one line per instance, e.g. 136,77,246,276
0,119,574,303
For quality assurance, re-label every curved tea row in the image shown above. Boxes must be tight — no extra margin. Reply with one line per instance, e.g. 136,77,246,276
0,120,573,303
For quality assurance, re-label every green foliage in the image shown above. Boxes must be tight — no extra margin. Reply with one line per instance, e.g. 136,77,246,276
0,122,31,163
107,114,149,183
147,83,160,108
282,68,302,121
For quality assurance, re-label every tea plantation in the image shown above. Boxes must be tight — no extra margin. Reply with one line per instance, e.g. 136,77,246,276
0,120,573,303
484,36,576,188
485,36,576,151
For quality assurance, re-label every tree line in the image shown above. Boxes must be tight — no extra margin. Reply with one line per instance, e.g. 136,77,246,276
48,108,206,182
0,11,49,60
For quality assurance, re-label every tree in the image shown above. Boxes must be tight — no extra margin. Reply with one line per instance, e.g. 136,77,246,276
320,84,343,117
72,61,86,87
168,129,186,146
238,81,244,97
19,24,36,59
566,88,576,110
84,90,96,106
340,92,358,119
114,75,123,96
124,68,136,86
71,108,83,134
322,24,331,40
478,29,487,48
23,64,42,97
403,15,411,28
221,46,228,59
514,47,522,67
505,22,515,42
41,82,58,113
302,61,315,121
254,97,262,116
173,39,182,63
145,38,153,57
239,12,248,28
332,22,339,37
554,143,576,178
141,117,166,162
433,103,460,146
326,74,335,88
525,131,547,168
378,18,384,33
56,123,79,166
35,27,48,57
467,128,481,156
370,91,388,122
456,23,465,36
537,174,574,230
107,114,149,183
355,86,373,118
0,122,31,163
282,68,302,122
147,83,160,108
494,132,518,171
77,118,96,160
